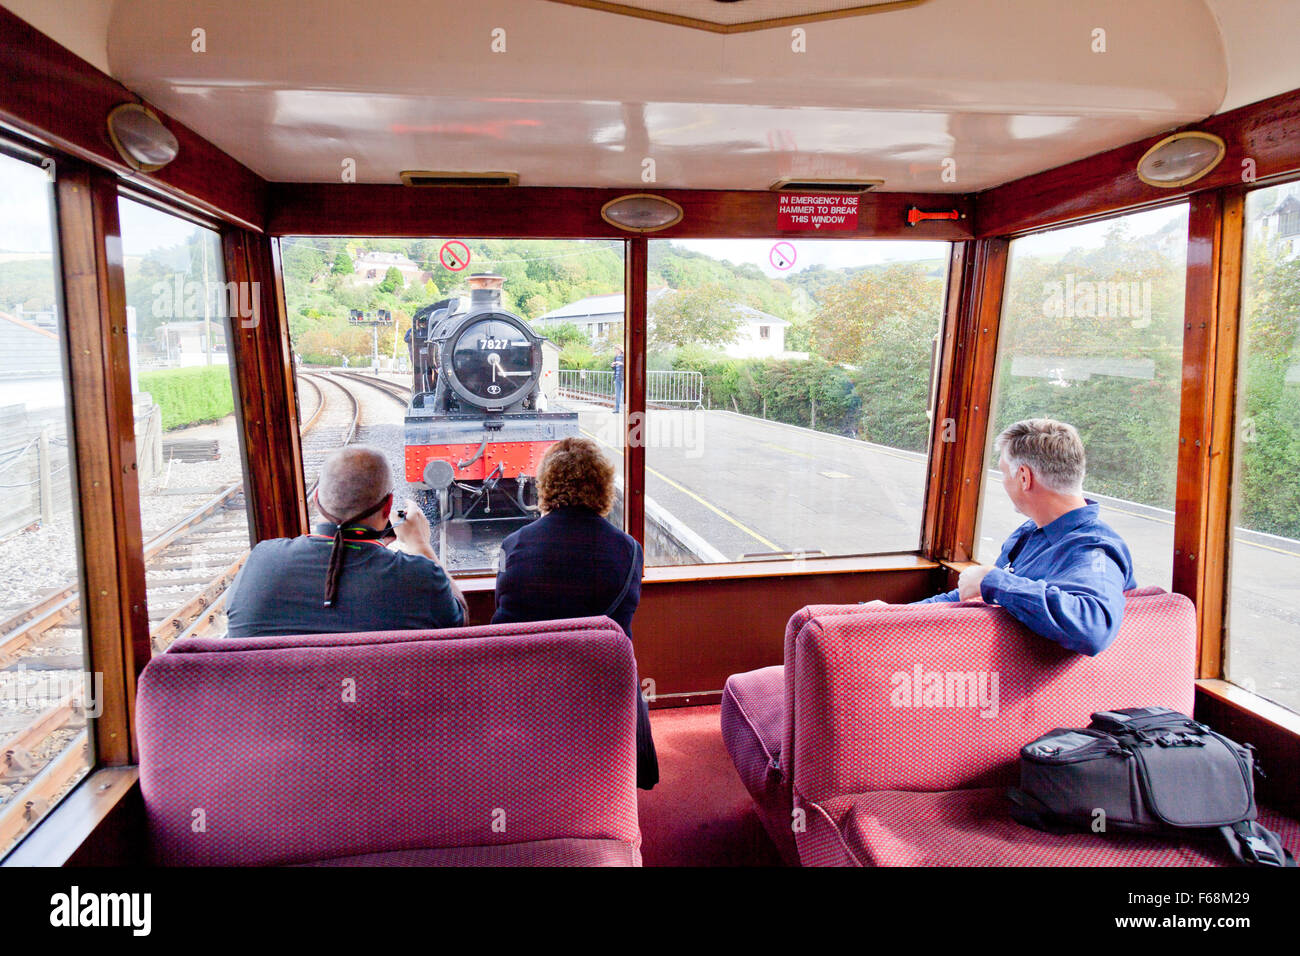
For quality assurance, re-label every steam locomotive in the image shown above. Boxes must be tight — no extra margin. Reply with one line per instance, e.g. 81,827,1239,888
405,273,578,542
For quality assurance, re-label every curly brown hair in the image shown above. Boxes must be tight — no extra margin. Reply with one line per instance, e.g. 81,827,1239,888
537,437,615,515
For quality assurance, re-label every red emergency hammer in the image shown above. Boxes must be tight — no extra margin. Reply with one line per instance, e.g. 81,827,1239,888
907,207,962,226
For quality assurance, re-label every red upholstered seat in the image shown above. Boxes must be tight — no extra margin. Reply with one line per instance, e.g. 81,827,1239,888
137,617,642,866
808,788,1300,867
299,838,640,867
721,665,796,863
719,589,1287,866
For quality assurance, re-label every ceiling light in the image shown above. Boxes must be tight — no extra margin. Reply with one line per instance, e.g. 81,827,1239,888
106,103,179,172
1136,131,1225,188
601,194,684,233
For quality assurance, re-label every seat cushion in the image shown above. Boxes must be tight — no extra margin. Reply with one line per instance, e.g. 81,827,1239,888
721,666,797,864
301,838,640,867
809,787,1300,866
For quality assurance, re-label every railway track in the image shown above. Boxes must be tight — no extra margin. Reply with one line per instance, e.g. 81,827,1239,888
0,370,372,854
330,368,412,406
299,371,361,495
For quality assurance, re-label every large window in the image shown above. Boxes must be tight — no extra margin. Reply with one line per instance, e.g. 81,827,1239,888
0,152,92,854
1227,183,1300,714
279,237,626,573
975,205,1190,590
642,238,950,566
118,198,251,651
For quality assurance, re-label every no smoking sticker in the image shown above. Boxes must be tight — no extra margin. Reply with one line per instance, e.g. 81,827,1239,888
770,242,796,270
778,193,859,231
439,240,471,271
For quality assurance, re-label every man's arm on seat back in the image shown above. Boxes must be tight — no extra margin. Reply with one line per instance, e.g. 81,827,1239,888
977,543,1129,655
913,529,1023,605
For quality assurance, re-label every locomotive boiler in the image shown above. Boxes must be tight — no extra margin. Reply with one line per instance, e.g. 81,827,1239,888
405,273,577,538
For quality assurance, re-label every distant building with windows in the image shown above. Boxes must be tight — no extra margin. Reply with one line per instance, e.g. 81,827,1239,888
1250,191,1300,261
153,320,228,367
0,307,60,377
353,251,423,286
726,304,792,359
534,291,646,343
536,290,801,359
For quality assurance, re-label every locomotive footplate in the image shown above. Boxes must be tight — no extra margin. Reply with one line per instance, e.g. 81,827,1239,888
403,411,579,487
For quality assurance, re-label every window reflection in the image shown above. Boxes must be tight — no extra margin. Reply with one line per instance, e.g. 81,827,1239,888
118,198,251,651
977,206,1190,591
0,153,92,856
1227,183,1300,714
642,238,950,566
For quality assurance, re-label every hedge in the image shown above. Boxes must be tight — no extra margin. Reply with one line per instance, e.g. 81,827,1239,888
137,365,235,430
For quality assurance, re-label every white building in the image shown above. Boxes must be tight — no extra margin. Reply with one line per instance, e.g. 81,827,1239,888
538,290,799,359
353,251,424,287
153,320,229,367
1250,190,1300,261
535,291,639,343
726,305,792,359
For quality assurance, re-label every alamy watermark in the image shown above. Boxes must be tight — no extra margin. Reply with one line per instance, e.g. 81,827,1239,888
1043,274,1153,328
1,666,103,717
889,664,999,718
583,410,706,458
150,275,260,328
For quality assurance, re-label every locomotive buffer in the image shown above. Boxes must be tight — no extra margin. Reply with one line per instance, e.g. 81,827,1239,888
404,274,578,559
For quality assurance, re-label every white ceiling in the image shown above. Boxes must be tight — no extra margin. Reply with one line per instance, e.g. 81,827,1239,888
5,0,1300,191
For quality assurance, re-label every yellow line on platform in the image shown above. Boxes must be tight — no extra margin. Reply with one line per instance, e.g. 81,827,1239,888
760,441,813,459
581,427,780,551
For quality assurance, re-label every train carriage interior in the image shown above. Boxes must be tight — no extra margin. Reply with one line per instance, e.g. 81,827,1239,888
4,0,1300,897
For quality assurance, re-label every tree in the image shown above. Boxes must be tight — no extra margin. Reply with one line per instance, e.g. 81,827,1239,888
282,242,326,288
649,282,744,349
331,250,353,275
378,266,404,294
544,322,588,349
811,264,941,364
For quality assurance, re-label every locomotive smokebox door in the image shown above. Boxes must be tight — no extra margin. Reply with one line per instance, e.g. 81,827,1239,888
423,460,455,489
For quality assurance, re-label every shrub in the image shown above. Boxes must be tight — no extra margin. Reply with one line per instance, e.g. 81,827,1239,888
137,365,235,430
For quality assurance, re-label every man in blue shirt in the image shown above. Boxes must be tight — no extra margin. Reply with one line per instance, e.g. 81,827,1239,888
226,446,466,637
917,418,1136,656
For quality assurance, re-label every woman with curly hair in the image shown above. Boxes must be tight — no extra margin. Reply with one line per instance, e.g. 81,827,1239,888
492,436,658,790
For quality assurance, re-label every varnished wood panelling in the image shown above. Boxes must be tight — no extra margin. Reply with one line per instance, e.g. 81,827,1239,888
1171,192,1246,679
222,230,308,542
625,238,646,544
922,240,970,559
460,566,941,704
54,164,149,764
268,184,974,240
929,238,1008,563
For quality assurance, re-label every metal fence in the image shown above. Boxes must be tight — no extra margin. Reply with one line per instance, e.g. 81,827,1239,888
0,423,71,539
556,369,702,409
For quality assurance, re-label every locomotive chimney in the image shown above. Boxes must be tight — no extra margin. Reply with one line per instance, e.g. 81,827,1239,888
468,272,505,308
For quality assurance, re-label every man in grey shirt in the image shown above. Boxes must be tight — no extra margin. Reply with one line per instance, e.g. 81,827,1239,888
226,445,466,637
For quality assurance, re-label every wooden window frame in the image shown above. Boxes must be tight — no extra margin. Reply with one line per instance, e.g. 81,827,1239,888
6,2,1300,855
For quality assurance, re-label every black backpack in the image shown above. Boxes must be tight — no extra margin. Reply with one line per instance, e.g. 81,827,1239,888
1007,706,1295,867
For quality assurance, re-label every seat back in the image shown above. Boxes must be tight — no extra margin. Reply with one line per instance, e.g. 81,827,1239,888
136,616,640,865
784,589,1196,808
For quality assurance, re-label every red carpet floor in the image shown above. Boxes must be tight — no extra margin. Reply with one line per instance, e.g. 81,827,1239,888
637,704,785,867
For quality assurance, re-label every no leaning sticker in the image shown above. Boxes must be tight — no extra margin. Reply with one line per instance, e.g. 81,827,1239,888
778,192,859,231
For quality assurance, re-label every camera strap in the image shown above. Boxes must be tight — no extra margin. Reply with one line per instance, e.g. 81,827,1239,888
315,494,393,607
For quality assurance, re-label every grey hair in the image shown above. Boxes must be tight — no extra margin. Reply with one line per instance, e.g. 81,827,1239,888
317,446,393,518
995,419,1086,495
